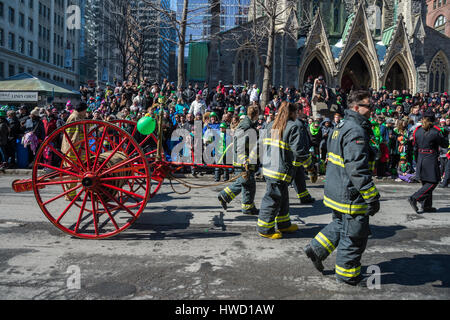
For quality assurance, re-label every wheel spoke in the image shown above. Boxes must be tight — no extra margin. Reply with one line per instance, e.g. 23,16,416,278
99,187,137,218
62,130,86,171
42,184,82,206
92,127,108,171
37,163,83,178
95,135,129,174
83,124,90,171
96,194,119,231
100,175,148,182
98,155,142,177
36,179,80,187
56,188,84,223
100,183,145,200
46,143,84,174
74,191,89,233
90,191,99,236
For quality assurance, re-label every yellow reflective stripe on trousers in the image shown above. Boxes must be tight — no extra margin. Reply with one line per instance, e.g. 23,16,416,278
360,186,379,200
335,265,361,278
262,168,292,182
323,195,367,215
275,213,290,223
292,161,301,167
327,152,345,168
257,219,275,228
263,138,291,151
242,203,255,210
314,232,335,254
224,187,236,200
297,191,309,198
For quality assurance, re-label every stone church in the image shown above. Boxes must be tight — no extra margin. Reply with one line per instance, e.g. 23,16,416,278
206,0,450,93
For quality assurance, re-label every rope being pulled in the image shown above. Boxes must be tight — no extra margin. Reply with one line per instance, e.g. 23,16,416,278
165,170,248,195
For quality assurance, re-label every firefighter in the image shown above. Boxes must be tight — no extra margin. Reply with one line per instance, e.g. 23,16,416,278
218,105,259,215
257,101,309,239
61,102,88,200
291,109,316,204
408,112,449,213
303,90,380,286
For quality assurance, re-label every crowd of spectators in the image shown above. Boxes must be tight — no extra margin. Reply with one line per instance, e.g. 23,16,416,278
1,76,449,187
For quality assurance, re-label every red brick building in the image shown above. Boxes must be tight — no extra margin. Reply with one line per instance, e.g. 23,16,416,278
426,0,450,37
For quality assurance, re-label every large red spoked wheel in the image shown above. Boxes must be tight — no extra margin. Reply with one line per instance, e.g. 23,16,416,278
110,119,165,198
32,120,151,239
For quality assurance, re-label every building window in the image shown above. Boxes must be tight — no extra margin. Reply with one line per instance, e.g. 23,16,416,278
438,0,442,7
429,51,448,92
9,64,15,77
18,66,24,73
28,40,33,56
433,0,437,9
29,0,33,9
8,6,14,24
0,28,3,46
19,36,24,53
19,12,24,27
28,17,33,32
8,32,14,50
0,61,4,79
0,2,4,18
434,15,446,33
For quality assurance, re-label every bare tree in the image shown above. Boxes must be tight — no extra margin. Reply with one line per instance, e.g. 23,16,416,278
142,0,219,88
109,0,139,82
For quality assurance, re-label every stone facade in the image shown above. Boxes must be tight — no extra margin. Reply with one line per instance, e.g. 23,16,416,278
206,0,450,93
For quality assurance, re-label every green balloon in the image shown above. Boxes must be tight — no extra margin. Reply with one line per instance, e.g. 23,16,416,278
137,116,156,135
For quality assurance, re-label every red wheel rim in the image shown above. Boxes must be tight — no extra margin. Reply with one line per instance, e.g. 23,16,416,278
32,120,151,239
110,119,165,198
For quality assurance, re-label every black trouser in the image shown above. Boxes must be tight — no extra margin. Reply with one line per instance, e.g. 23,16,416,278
215,167,231,181
412,181,438,209
292,165,311,201
310,210,370,284
441,159,450,186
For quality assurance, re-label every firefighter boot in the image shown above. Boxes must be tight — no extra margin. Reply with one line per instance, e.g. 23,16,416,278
304,244,324,273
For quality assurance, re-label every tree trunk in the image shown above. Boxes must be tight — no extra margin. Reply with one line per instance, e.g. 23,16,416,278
261,17,275,111
177,0,189,88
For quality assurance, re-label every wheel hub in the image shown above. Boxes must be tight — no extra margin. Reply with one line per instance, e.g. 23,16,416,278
81,173,98,189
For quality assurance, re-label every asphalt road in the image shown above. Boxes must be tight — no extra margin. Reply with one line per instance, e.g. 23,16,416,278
0,174,449,300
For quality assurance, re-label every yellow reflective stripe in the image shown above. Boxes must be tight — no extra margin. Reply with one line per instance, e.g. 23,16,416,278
327,152,345,168
238,154,247,160
315,234,332,254
360,186,379,200
335,265,361,278
224,187,236,200
263,138,291,151
360,186,376,195
301,155,312,168
275,213,290,223
242,203,255,210
233,162,244,167
323,195,367,215
297,191,309,198
262,168,292,182
369,161,375,171
318,232,335,251
257,219,275,228
292,161,301,167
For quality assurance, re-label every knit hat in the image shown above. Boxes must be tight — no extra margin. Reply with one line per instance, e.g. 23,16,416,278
30,107,40,117
220,122,227,129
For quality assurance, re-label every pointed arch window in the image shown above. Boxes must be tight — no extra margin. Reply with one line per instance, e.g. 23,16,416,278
429,51,448,92
434,15,446,34
429,72,434,92
235,49,257,84
435,72,440,92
